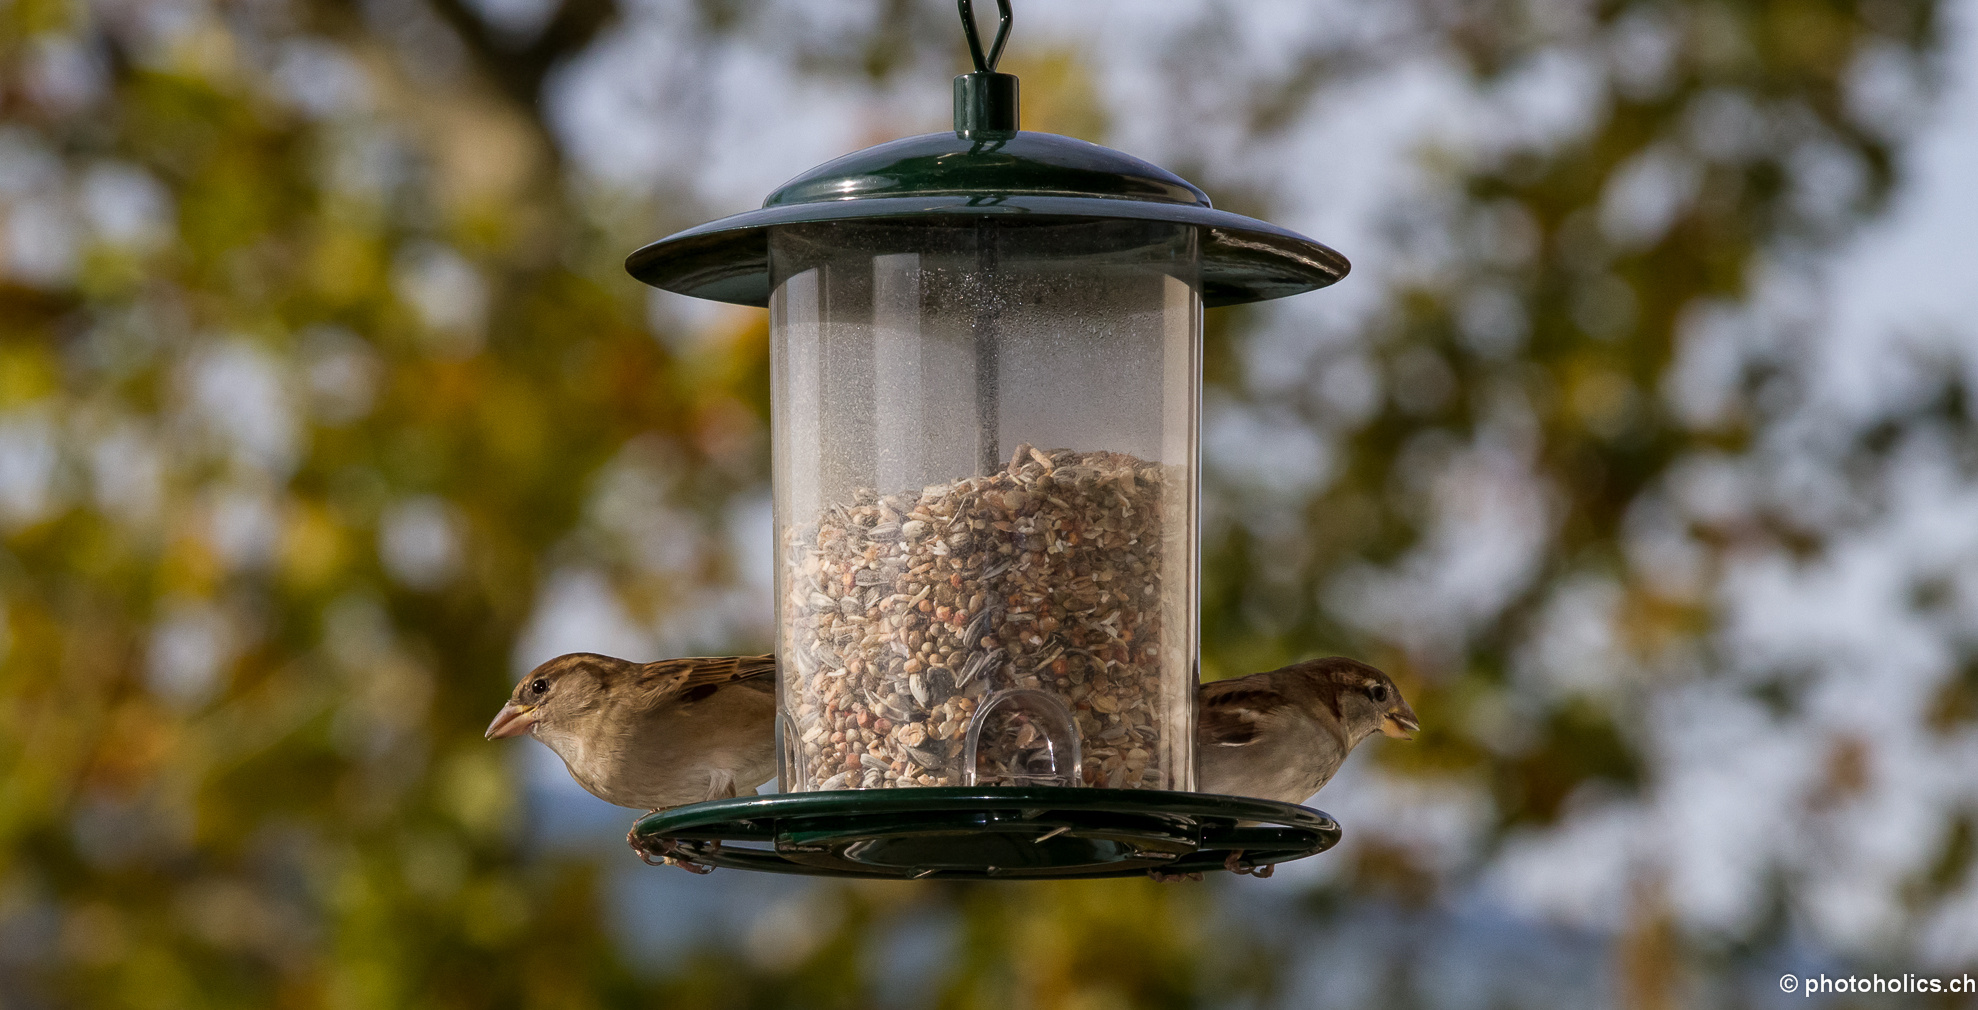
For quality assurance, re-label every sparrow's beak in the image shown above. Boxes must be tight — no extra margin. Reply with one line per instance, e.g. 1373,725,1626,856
1381,704,1420,740
485,702,538,740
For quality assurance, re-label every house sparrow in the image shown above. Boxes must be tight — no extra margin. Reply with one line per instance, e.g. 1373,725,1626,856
1197,656,1418,804
485,652,777,872
1197,656,1418,805
1188,656,1417,879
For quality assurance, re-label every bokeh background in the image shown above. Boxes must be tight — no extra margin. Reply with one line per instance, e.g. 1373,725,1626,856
2,0,1976,1006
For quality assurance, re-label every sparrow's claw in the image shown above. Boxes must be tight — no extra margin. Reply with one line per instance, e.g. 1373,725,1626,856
670,839,720,874
627,825,720,874
628,824,669,865
1147,868,1205,883
669,851,716,874
1222,850,1275,877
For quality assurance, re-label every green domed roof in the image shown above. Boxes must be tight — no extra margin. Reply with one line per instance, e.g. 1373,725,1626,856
762,130,1211,208
626,129,1348,309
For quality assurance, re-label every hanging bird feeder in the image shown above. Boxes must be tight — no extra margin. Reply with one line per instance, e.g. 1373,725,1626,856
624,0,1348,879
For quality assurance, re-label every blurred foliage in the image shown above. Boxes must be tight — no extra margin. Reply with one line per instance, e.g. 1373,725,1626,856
0,0,1966,1008
1208,0,1937,826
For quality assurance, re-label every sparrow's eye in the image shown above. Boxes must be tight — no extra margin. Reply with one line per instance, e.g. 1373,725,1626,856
530,678,549,696
1368,683,1388,703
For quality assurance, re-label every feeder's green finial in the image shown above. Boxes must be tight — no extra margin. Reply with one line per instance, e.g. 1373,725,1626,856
954,0,1018,136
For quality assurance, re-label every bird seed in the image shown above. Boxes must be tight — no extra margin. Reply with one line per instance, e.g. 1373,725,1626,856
782,445,1178,791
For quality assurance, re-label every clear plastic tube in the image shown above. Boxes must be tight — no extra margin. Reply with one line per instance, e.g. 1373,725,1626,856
770,218,1200,792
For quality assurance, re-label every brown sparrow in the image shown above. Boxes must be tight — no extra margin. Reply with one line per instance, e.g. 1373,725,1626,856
1184,656,1417,879
1197,656,1418,806
486,653,777,871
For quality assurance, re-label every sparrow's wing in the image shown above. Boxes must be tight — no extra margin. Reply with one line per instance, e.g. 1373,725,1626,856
636,655,778,708
1199,680,1298,747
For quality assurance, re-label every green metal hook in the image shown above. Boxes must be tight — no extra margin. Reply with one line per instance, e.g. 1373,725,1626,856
958,0,1012,74
954,0,1017,134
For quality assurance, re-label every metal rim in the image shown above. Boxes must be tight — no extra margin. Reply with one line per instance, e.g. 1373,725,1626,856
629,787,1341,879
625,197,1347,309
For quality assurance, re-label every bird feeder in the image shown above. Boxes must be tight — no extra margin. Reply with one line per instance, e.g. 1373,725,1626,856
624,0,1348,878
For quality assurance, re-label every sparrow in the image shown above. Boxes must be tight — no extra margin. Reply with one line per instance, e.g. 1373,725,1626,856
485,652,778,872
1186,656,1418,879
1196,656,1419,807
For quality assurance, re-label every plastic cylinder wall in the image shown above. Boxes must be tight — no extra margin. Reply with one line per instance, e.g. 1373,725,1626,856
770,217,1200,794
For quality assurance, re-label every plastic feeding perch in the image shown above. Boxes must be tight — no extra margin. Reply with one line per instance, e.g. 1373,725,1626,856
622,0,1350,879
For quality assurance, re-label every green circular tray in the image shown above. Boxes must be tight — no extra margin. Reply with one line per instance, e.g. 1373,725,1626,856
628,787,1340,879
